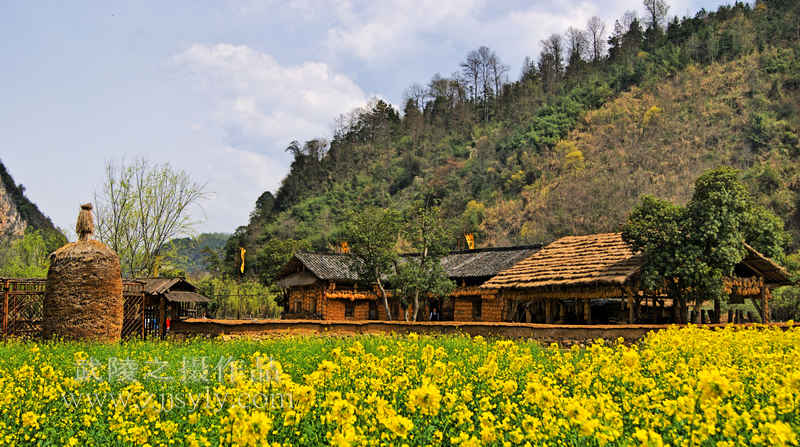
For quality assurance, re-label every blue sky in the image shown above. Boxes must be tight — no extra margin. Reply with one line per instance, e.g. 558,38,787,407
1,0,733,236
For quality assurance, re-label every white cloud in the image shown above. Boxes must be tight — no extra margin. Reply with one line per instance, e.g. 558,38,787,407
172,43,370,230
174,43,368,148
324,0,486,61
198,146,285,231
320,0,644,69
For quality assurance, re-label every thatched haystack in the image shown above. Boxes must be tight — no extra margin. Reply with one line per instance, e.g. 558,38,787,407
42,203,123,341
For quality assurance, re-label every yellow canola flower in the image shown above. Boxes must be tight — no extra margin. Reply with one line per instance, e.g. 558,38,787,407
408,380,442,416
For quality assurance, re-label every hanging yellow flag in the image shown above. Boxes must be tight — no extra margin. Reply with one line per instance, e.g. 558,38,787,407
340,241,350,254
464,233,475,250
240,247,246,274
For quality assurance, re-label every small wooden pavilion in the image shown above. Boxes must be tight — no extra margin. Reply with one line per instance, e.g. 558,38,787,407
481,233,792,324
276,246,541,321
140,278,211,337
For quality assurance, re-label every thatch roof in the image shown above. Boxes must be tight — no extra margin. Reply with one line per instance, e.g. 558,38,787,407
483,232,793,290
164,290,211,304
742,243,793,287
140,278,192,295
482,233,643,289
276,246,543,286
136,278,212,303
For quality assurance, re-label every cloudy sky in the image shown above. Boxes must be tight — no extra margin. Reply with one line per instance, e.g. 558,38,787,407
1,0,732,236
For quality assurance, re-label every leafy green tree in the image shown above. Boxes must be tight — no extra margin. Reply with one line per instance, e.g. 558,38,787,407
623,167,789,323
255,238,311,284
622,195,690,320
343,207,402,320
393,205,455,321
0,230,50,278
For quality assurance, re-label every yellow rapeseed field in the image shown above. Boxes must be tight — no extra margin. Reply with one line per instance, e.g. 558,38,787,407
0,325,798,446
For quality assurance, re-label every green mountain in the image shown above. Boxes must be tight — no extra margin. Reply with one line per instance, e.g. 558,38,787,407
225,0,800,284
162,233,230,276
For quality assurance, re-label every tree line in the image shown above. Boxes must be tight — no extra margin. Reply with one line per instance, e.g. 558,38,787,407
225,0,800,287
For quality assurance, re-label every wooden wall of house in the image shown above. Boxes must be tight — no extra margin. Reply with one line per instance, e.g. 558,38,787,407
325,299,371,320
482,296,503,321
287,284,325,317
285,284,505,322
454,298,476,321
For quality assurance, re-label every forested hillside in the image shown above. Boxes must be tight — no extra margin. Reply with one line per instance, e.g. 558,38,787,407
225,0,800,283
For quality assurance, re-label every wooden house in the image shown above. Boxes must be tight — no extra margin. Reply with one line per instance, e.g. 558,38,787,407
276,246,540,321
481,233,792,324
140,278,211,337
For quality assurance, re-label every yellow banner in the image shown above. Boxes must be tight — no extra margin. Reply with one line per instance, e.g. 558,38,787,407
240,247,246,274
464,233,475,250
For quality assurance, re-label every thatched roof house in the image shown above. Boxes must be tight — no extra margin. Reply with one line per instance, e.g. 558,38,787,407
483,233,643,289
141,278,211,305
276,246,541,321
482,232,791,324
137,277,211,337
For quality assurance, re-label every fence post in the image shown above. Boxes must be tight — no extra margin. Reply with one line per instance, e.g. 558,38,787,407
141,292,145,338
2,280,9,337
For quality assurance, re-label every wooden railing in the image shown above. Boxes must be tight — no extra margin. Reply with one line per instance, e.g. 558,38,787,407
1,278,151,339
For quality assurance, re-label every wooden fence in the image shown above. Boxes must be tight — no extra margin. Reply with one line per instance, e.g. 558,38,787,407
1,278,155,339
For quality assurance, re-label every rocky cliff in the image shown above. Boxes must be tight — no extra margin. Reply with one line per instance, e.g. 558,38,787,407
0,160,64,245
0,178,26,239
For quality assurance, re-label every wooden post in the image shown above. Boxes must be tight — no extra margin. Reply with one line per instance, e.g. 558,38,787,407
584,300,591,324
760,285,770,324
2,280,9,337
558,301,565,323
714,298,721,324
627,291,634,324
545,299,552,324
158,296,166,339
672,299,680,323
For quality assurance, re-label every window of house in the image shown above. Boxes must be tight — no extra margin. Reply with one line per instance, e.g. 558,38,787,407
345,301,355,318
368,301,378,320
472,299,482,321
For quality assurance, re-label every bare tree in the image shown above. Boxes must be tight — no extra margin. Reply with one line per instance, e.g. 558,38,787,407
622,10,639,30
488,52,509,101
460,50,482,102
461,46,507,121
538,34,564,91
95,158,209,277
586,16,607,62
643,0,669,31
403,83,429,110
566,27,590,61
